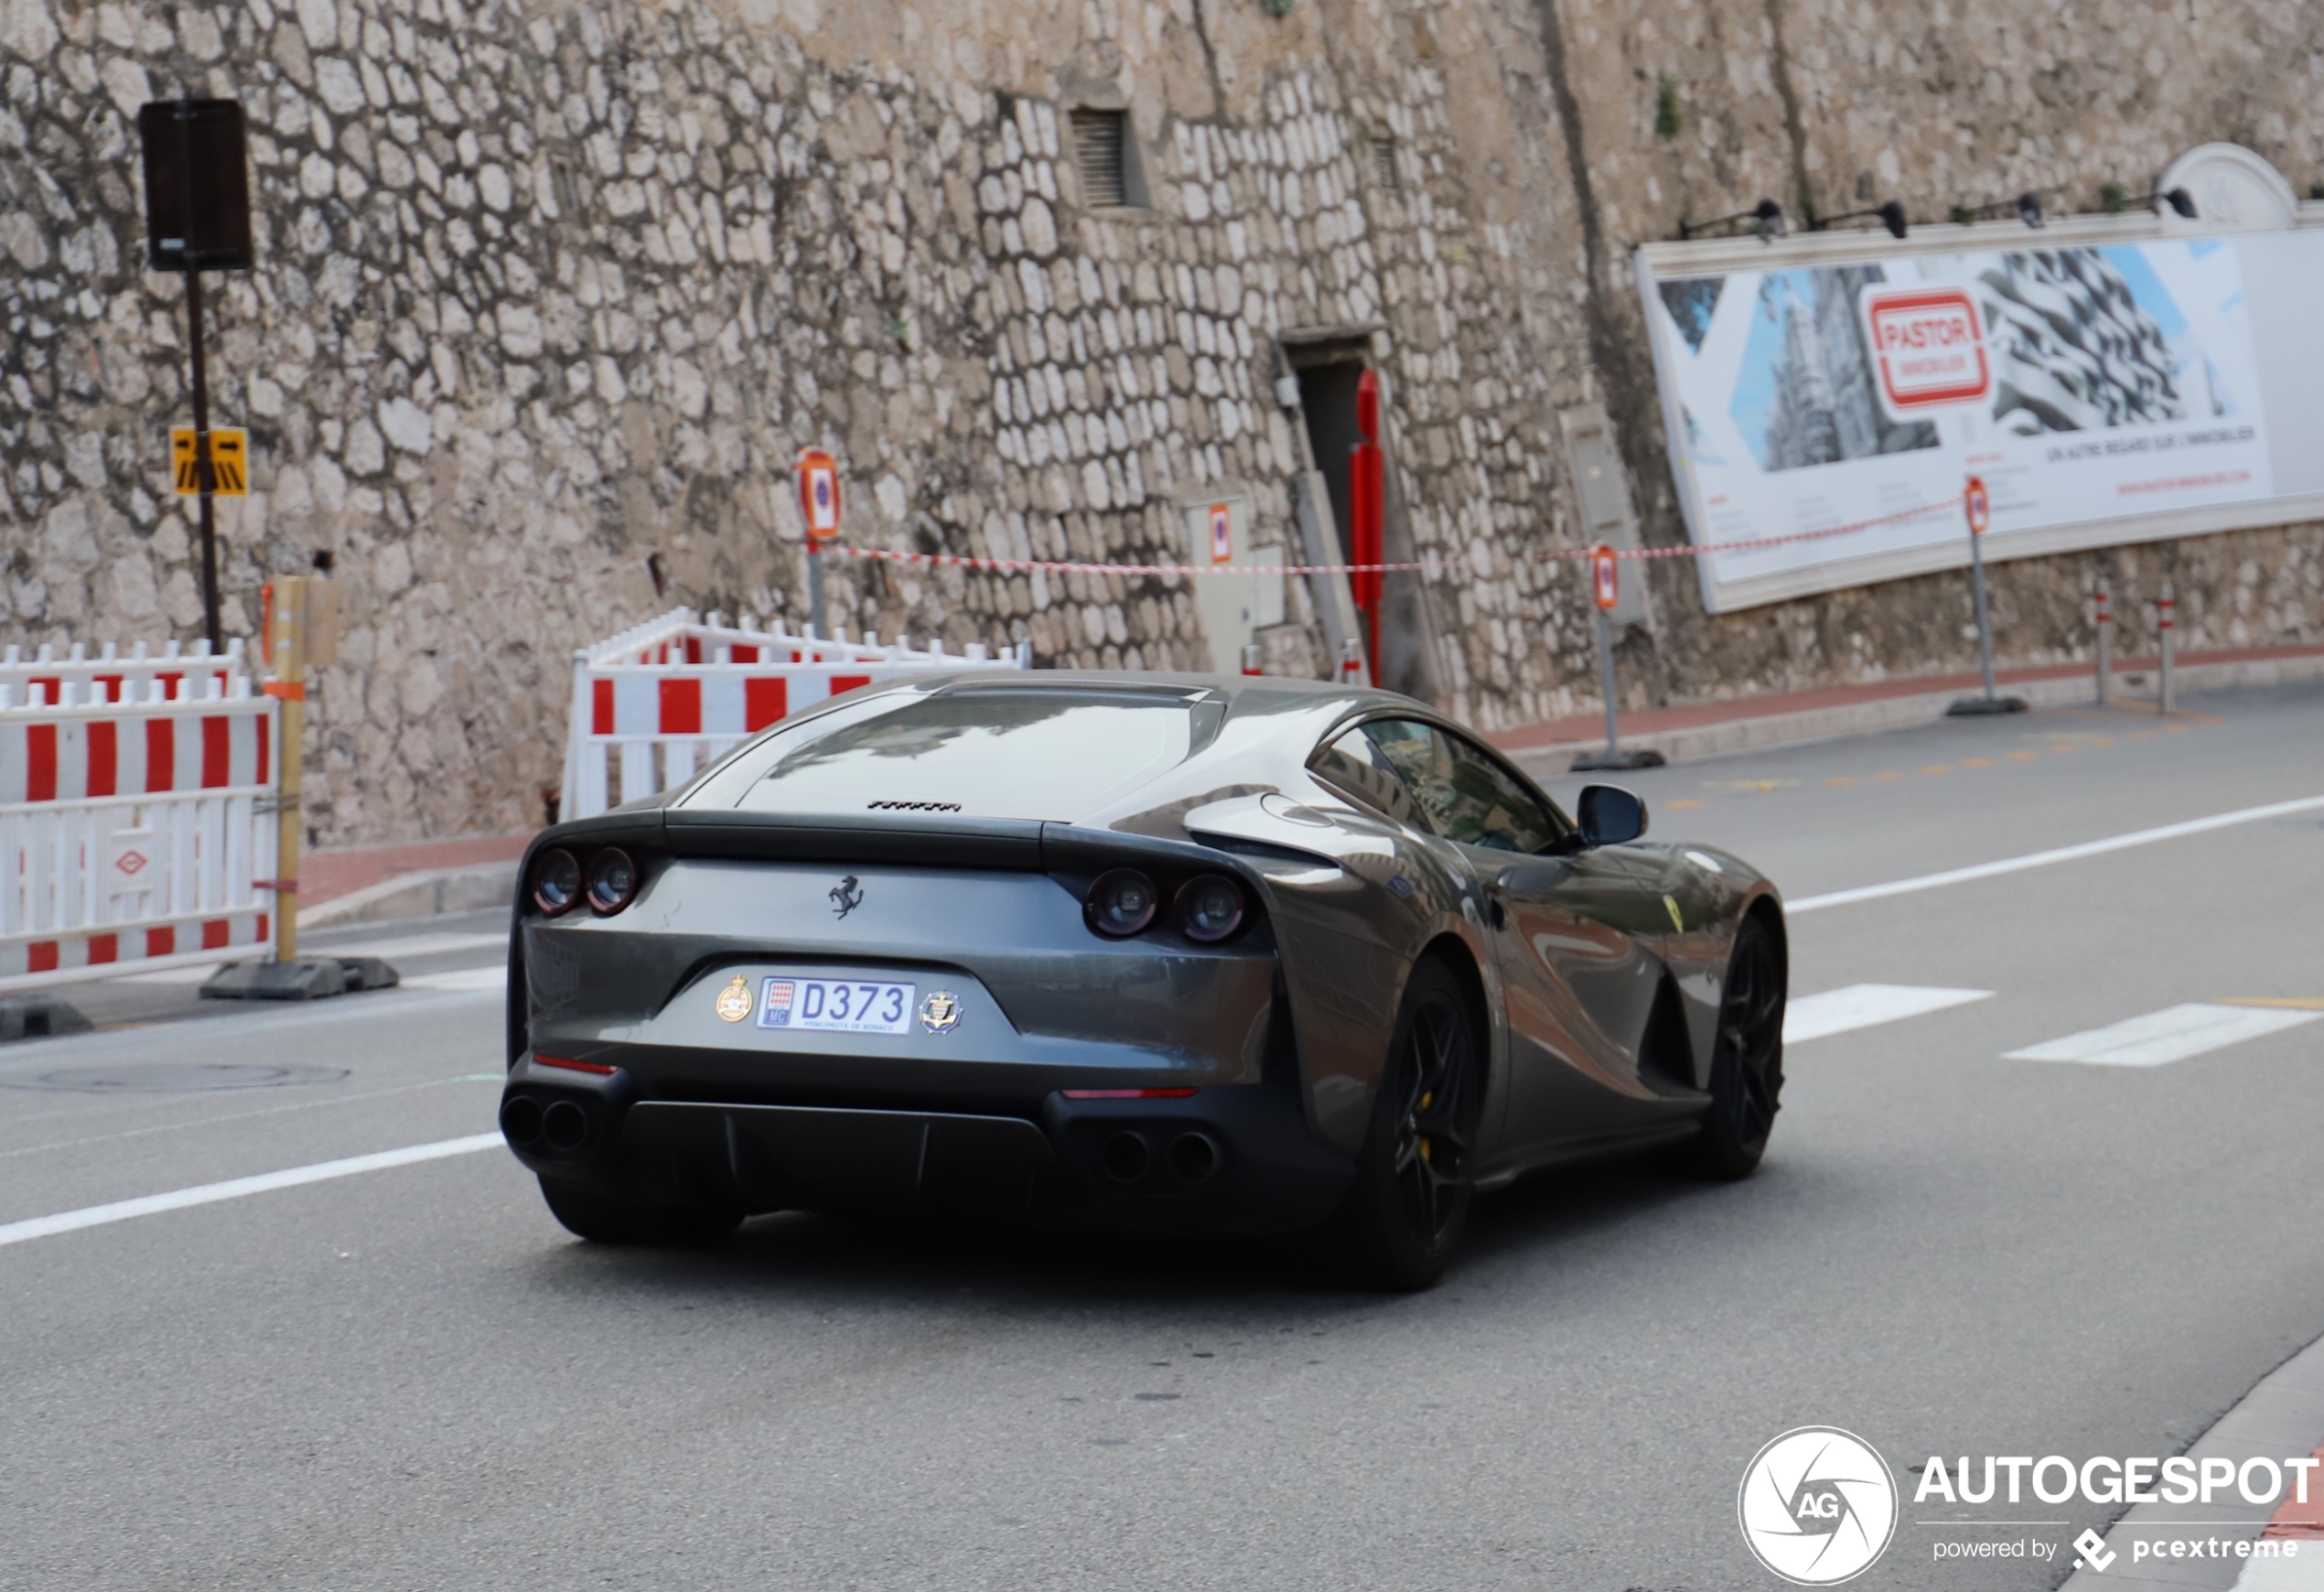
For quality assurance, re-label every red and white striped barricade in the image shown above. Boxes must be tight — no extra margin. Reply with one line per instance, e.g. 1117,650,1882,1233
0,672,279,992
560,609,1030,822
1,637,248,708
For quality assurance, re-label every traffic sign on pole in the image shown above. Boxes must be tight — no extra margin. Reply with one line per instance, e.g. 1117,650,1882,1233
1589,543,1619,611
1570,543,1662,773
1945,474,2026,716
171,427,247,495
795,449,842,543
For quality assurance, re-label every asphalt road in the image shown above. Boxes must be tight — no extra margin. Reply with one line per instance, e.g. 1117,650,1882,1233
4,680,2322,1591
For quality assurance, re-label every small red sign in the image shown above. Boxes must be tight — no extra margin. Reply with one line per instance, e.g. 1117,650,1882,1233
795,449,842,543
1589,544,1619,611
1964,476,1991,536
1861,286,1991,414
1208,503,1232,563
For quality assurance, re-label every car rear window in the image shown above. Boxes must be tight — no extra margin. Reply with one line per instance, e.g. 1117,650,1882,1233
725,688,1199,820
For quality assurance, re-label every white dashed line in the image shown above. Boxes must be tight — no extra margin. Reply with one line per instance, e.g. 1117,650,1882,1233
0,1134,505,1250
1787,794,2324,913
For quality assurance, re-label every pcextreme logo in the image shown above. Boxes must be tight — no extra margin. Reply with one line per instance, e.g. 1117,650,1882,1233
1739,1426,1900,1585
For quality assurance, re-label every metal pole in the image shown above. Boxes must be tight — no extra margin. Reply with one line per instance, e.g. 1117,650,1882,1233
807,541,828,637
2158,579,2175,715
272,575,306,963
1597,608,1620,757
1967,523,1996,701
186,270,222,652
2093,575,2111,707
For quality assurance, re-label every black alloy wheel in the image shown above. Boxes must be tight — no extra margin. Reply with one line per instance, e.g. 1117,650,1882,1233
1688,917,1785,1178
1337,957,1482,1289
536,1177,744,1245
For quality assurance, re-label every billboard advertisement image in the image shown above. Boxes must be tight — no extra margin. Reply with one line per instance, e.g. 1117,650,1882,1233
1638,224,2308,610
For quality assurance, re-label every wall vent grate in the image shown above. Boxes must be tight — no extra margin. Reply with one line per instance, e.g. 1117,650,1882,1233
1071,108,1130,208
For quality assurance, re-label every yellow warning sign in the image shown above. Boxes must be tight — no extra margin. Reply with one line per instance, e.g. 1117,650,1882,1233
170,427,248,497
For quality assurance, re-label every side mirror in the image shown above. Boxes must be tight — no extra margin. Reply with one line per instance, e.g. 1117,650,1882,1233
1576,785,1648,848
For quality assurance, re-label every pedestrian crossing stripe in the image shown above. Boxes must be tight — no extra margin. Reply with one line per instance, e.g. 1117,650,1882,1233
2005,1003,2322,1067
1783,984,1993,1045
170,427,248,497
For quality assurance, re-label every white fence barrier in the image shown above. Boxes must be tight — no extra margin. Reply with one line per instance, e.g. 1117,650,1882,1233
2,638,248,706
1,670,280,993
561,609,1029,822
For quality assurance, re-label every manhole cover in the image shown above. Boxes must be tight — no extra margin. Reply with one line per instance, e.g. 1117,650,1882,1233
11,1062,350,1093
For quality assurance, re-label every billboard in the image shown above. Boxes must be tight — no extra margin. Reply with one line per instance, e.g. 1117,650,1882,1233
1636,222,2322,611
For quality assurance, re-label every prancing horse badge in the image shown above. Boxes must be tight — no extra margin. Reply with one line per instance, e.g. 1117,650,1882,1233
715,975,753,1023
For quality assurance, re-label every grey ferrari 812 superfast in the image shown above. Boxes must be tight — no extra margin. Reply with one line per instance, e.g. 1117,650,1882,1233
500,672,1787,1285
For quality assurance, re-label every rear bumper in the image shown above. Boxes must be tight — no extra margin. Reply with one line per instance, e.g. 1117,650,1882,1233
499,1060,1354,1236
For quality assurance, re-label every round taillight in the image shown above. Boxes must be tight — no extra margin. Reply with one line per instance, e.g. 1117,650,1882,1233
586,847,640,915
1176,875,1245,942
1085,868,1159,938
530,848,580,916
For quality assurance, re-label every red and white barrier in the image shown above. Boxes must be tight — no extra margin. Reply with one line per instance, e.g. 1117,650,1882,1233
561,609,1028,821
2,637,247,707
1,672,278,992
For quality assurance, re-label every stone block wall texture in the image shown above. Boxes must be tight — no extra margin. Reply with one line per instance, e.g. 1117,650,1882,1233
5,0,2323,843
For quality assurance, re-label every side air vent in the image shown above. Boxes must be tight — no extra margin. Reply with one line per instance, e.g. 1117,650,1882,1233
867,800,963,812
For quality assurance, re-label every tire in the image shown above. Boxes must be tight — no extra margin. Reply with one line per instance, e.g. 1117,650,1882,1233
537,1176,743,1246
1687,916,1785,1178
1332,957,1484,1290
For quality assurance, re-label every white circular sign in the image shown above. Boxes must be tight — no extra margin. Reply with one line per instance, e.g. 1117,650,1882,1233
1737,1426,1898,1586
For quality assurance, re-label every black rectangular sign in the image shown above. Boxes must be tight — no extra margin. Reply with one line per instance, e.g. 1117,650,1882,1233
138,100,253,272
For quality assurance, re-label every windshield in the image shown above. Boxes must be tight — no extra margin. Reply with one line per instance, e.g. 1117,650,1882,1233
725,688,1200,820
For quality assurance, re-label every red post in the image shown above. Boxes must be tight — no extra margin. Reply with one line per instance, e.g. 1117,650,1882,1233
1348,370,1384,686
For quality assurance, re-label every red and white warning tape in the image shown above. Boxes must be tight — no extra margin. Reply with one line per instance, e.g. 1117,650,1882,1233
823,500,1955,579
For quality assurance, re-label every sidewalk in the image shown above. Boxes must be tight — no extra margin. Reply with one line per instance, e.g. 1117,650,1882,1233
298,833,533,928
1490,641,2324,771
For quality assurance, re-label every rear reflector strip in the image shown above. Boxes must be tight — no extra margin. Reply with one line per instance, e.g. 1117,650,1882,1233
533,1054,618,1076
1060,1088,1197,1099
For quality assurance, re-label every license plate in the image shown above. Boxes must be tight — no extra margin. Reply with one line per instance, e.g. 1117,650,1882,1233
758,976,916,1034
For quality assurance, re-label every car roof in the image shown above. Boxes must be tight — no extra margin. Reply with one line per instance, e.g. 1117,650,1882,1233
672,670,1511,832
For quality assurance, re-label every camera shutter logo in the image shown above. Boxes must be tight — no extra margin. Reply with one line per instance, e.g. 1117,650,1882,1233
1738,1426,1898,1585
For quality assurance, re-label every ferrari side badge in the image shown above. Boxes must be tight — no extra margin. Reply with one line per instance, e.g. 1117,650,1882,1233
1663,896,1684,933
715,975,753,1023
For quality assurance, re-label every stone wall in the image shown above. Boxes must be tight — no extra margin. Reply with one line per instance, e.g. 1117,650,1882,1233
4,0,2323,844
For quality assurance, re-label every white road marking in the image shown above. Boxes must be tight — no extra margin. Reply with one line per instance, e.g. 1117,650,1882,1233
309,930,508,960
1783,984,1993,1044
0,1134,505,1250
2005,1003,2323,1067
1787,794,2324,914
400,965,506,993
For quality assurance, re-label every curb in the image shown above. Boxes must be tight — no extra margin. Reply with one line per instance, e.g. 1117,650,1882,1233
297,864,516,932
2060,1330,2324,1590
1509,652,2324,777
